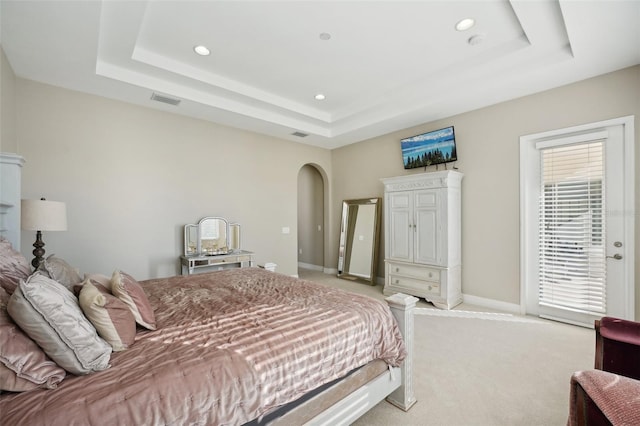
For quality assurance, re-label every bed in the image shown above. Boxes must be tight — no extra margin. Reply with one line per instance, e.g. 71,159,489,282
0,245,416,425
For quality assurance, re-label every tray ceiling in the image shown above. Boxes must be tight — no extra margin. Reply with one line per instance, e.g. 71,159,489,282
2,1,639,149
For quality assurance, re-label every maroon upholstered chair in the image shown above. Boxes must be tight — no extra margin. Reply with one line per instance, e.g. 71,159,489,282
569,369,640,425
568,317,640,426
594,316,640,379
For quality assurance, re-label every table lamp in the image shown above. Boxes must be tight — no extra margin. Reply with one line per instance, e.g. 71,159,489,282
21,198,67,269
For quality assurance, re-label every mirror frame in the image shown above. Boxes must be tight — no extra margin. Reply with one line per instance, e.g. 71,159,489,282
337,197,381,285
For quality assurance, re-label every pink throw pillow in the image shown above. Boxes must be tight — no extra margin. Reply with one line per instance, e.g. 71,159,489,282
0,237,31,295
111,270,156,330
79,280,136,351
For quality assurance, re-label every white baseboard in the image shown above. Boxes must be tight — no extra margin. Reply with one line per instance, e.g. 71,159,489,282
462,293,522,314
298,265,522,315
297,263,340,276
298,262,323,272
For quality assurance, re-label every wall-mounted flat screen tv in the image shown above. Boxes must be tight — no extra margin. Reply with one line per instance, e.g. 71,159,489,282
400,126,457,169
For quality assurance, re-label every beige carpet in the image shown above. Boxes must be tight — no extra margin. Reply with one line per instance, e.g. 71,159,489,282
298,268,595,426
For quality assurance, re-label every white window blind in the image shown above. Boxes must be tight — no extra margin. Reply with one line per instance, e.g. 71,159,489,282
538,141,606,315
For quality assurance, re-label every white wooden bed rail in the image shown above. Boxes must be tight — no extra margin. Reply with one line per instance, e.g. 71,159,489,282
304,292,418,426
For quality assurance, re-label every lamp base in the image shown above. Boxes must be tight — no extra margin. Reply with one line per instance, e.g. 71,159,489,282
31,230,45,269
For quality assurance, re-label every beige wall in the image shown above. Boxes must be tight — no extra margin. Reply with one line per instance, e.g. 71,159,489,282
4,44,639,315
332,65,640,315
13,78,332,279
0,46,17,153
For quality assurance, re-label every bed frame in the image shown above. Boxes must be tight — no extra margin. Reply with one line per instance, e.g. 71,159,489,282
282,292,417,425
1,152,417,425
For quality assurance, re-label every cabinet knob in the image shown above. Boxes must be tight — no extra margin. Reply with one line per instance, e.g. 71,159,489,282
395,279,399,284
428,272,432,277
428,285,432,291
395,267,400,272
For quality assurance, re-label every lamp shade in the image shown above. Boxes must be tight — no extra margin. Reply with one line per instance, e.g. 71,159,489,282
21,199,67,231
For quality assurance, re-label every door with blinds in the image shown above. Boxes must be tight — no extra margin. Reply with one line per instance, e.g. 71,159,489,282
520,117,634,327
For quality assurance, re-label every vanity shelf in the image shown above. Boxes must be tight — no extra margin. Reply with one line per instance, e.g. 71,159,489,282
180,251,255,275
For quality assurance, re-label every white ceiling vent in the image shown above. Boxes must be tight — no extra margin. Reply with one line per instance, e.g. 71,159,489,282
150,92,181,106
291,131,308,138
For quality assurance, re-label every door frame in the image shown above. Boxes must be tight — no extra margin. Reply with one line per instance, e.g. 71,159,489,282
519,115,635,323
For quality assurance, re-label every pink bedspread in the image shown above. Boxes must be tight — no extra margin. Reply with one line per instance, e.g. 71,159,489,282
0,268,406,425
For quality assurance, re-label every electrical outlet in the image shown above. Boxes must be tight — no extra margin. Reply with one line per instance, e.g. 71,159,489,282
299,248,302,254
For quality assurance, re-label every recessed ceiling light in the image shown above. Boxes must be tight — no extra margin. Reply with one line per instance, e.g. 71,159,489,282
315,94,326,101
455,18,475,31
194,45,210,56
319,32,331,41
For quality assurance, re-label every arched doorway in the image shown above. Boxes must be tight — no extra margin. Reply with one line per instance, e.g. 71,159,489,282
297,164,325,274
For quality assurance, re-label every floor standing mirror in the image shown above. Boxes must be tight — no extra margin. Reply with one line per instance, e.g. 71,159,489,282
337,198,381,285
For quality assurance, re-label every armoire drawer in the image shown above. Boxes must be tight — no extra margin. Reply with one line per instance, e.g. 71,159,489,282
388,274,441,296
388,263,440,282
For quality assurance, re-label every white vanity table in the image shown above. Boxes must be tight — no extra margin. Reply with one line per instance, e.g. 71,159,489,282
180,216,254,275
180,250,255,275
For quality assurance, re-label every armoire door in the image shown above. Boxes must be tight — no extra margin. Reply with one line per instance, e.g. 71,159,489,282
388,191,413,262
414,189,440,265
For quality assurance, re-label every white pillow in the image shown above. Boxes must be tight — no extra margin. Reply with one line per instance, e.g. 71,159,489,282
7,274,112,375
37,255,83,291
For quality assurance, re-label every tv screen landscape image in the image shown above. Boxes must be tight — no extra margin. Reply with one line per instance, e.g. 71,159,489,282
401,126,457,169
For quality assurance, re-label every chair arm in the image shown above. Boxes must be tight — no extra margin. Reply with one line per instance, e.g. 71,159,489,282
569,370,640,426
599,317,640,346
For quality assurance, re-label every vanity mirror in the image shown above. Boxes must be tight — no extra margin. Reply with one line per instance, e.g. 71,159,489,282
198,217,229,255
229,223,241,251
184,224,198,256
184,216,241,256
337,198,381,285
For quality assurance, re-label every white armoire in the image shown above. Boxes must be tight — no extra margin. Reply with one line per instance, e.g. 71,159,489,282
381,170,463,309
0,153,26,250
